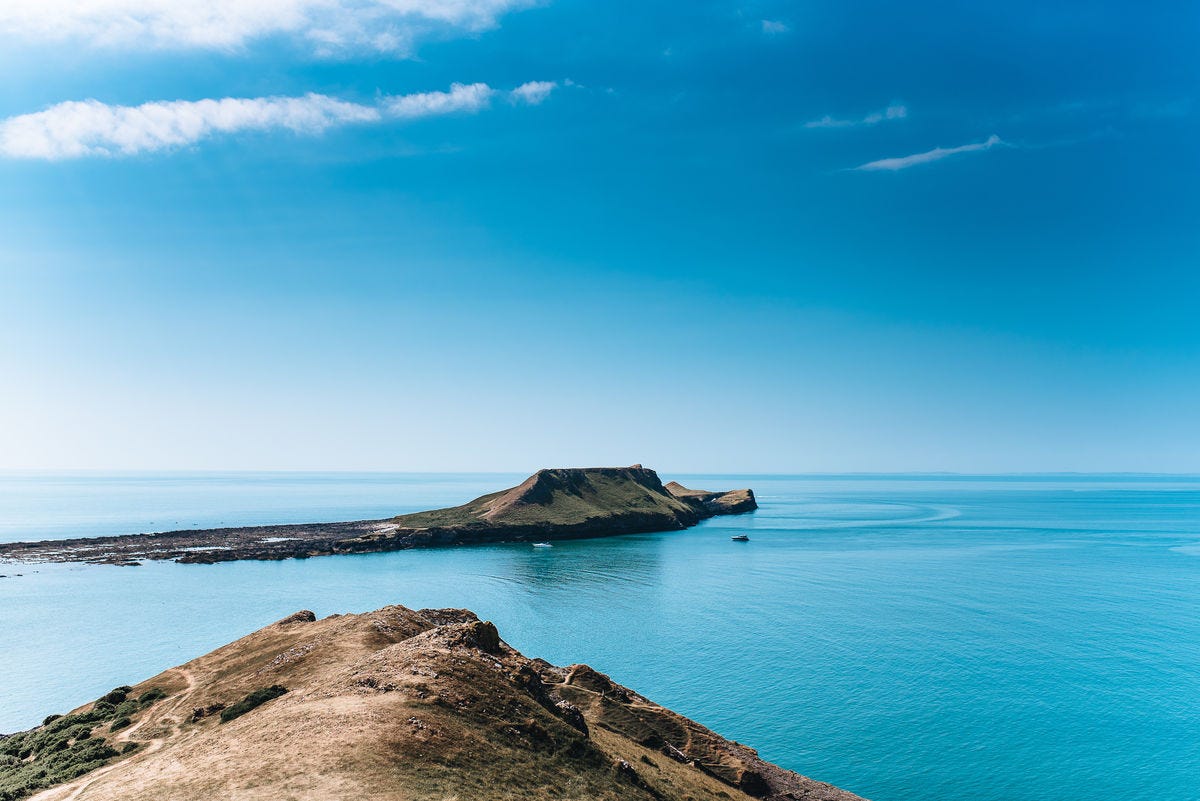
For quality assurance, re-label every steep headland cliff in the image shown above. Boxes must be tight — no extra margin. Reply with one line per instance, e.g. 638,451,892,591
0,466,755,565
6,605,862,801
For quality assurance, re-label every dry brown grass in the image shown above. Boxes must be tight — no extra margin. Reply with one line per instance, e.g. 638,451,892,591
26,606,863,801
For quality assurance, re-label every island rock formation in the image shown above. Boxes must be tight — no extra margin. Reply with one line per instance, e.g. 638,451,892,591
0,466,756,565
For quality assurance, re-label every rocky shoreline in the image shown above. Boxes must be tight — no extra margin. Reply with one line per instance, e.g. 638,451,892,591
0,466,756,566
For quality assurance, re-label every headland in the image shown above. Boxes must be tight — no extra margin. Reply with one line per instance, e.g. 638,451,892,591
3,604,860,801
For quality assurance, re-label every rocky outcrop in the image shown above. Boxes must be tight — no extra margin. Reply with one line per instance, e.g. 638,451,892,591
0,466,756,566
664,482,758,515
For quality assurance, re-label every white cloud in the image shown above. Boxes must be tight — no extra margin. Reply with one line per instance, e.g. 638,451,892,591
853,134,1004,171
383,82,496,118
508,80,556,105
0,81,548,160
806,104,907,129
0,0,534,56
761,20,789,35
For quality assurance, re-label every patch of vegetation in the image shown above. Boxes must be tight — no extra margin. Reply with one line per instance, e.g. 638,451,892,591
0,688,138,801
112,700,139,718
219,686,288,724
101,687,131,705
137,688,168,706
108,717,131,733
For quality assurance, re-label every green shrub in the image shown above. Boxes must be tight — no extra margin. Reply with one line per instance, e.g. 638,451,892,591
89,702,115,719
219,686,288,723
40,716,60,727
137,688,168,706
108,718,131,733
113,700,139,718
100,688,129,705
68,725,91,742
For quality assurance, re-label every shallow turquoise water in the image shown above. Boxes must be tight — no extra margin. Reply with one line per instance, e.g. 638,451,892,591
2,473,1198,801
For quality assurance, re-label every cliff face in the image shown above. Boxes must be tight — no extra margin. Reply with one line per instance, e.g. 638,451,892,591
16,605,863,801
0,466,756,565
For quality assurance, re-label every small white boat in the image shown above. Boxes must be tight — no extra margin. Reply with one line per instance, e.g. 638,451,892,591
730,534,750,542
532,542,553,548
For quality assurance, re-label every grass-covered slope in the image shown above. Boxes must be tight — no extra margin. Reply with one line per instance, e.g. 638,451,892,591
330,466,756,553
392,466,702,529
18,606,863,801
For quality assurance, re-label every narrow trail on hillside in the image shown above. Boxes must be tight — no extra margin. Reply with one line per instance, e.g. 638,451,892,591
30,667,198,801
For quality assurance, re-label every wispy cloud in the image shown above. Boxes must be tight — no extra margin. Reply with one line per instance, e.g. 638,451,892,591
509,81,557,105
383,82,496,118
0,82,550,160
805,104,908,129
853,134,1004,171
761,20,790,35
0,0,534,56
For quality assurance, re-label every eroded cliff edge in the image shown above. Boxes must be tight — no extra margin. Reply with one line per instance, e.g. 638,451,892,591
8,605,863,801
0,466,756,565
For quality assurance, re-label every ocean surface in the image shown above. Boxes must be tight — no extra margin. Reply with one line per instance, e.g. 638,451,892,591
1,472,1198,801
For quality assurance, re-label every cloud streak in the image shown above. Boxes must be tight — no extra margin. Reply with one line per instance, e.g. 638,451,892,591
0,83,547,160
806,104,907,129
853,134,1005,171
0,0,534,56
509,80,557,105
383,82,496,119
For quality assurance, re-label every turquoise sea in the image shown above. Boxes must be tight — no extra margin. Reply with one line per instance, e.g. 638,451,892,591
1,472,1198,801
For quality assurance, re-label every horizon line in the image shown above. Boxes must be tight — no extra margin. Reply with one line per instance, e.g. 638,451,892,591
1,468,1198,478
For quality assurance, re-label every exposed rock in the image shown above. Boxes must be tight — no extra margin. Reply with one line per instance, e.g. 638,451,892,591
665,482,758,514
615,757,662,797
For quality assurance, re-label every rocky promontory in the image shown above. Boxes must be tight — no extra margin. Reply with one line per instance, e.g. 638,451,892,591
0,466,756,566
7,604,863,801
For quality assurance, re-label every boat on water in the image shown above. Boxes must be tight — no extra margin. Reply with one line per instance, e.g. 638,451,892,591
532,542,553,548
730,534,750,542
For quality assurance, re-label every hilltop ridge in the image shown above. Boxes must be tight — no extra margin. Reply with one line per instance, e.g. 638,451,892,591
365,465,755,550
10,604,863,801
0,466,755,565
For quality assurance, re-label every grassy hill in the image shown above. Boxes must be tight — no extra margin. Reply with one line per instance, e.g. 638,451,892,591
333,466,756,553
12,606,862,801
391,466,707,529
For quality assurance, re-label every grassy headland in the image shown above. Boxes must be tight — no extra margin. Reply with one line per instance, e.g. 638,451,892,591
11,605,863,801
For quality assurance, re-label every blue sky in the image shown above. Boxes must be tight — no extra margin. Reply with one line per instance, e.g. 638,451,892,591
1,0,1197,472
